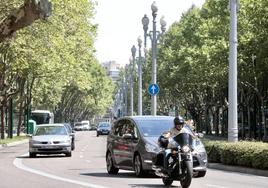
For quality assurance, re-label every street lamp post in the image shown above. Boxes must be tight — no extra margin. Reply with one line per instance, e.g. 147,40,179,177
124,64,128,116
130,45,136,116
142,1,166,116
137,36,143,115
228,0,239,142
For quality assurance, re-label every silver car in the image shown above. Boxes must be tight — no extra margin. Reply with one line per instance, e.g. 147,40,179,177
29,124,72,157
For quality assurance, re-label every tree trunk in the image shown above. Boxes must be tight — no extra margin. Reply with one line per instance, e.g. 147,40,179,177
247,105,251,139
261,99,267,141
241,106,245,139
0,0,52,42
215,107,220,136
1,105,6,139
17,100,24,136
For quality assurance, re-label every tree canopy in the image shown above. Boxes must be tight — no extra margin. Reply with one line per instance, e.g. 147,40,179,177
0,0,115,138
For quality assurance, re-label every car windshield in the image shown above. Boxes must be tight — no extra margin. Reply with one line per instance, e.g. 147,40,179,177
64,124,72,133
99,123,110,127
34,126,67,136
135,119,173,137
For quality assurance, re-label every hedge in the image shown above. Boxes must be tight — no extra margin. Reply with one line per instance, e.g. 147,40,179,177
203,139,268,170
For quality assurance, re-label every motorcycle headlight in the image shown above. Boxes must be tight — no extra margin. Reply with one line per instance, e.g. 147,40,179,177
145,143,160,153
182,145,191,153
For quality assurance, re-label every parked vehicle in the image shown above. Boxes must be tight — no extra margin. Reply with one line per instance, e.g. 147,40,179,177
81,120,91,130
74,122,84,131
64,123,75,150
90,123,97,130
28,123,72,157
106,116,207,177
154,133,194,187
97,122,111,136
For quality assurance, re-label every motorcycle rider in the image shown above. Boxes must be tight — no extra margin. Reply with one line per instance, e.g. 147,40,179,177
156,116,187,169
165,115,186,138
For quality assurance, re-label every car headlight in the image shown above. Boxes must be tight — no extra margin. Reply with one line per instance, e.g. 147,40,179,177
182,145,191,153
60,140,71,144
30,140,41,144
145,143,160,153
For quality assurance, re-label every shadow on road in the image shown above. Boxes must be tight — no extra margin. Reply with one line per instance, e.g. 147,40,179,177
16,154,66,159
128,184,179,188
81,172,159,179
82,172,181,187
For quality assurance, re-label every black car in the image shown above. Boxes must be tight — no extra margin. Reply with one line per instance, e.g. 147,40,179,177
96,122,111,136
64,123,75,150
106,116,207,177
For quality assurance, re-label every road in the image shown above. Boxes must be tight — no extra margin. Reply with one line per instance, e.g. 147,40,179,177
0,131,267,188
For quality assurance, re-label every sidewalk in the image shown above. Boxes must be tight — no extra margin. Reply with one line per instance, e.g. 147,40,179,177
208,163,268,177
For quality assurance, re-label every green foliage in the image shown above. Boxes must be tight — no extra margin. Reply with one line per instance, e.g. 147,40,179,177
0,0,114,123
203,140,224,163
204,140,268,170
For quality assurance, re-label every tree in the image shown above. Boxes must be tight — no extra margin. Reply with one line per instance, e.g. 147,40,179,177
0,0,52,42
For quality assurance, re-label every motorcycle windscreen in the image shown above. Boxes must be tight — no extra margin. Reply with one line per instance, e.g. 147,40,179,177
173,133,193,148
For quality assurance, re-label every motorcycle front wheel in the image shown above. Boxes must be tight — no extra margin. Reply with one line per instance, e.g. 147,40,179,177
180,160,193,188
162,177,173,186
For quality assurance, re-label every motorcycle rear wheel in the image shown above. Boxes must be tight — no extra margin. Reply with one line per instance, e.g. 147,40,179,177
180,161,193,188
162,177,173,186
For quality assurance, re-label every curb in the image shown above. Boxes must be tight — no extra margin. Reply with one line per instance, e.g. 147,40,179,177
208,163,268,177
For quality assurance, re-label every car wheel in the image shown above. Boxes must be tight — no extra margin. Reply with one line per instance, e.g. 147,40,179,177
29,152,36,158
97,133,99,137
134,154,146,177
71,142,75,150
106,152,119,174
195,171,206,178
66,152,72,157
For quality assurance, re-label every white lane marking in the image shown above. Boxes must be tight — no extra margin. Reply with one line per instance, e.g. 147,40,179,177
13,154,109,188
206,184,228,188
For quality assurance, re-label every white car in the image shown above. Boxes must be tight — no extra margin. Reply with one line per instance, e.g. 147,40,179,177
29,124,72,157
81,120,90,130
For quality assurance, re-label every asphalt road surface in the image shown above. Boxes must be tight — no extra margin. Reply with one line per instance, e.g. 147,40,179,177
0,131,267,188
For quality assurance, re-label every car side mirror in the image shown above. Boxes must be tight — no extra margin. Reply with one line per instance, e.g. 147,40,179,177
70,133,75,136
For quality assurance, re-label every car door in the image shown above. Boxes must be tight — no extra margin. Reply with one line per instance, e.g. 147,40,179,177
112,119,127,166
119,119,139,168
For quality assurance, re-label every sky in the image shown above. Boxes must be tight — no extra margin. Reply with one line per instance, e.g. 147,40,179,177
93,0,206,66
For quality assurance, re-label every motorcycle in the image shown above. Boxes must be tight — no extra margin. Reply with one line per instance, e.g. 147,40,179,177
153,133,194,188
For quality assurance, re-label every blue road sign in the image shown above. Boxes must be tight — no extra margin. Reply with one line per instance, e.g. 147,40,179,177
148,83,159,96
